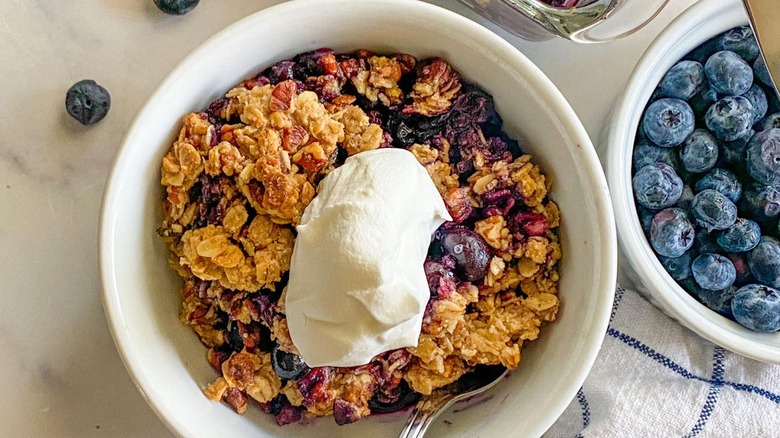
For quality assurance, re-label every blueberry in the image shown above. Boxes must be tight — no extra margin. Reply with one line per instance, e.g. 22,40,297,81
641,98,695,147
692,253,737,291
632,136,682,171
741,85,769,125
704,51,753,96
746,128,780,185
705,96,754,141
717,218,761,252
659,252,692,281
677,184,695,210
718,128,754,166
754,56,774,88
650,208,695,258
719,26,760,62
65,79,111,125
694,168,742,203
436,227,490,281
757,113,780,132
368,381,421,414
679,129,718,173
632,163,684,210
638,206,655,235
693,230,720,256
691,189,738,231
731,284,780,332
271,345,310,380
154,0,199,15
690,87,719,116
726,252,753,286
747,236,780,288
741,185,780,222
657,60,706,101
696,285,737,318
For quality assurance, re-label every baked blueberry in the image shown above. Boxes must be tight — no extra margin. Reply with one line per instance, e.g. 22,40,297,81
154,0,199,15
741,185,780,222
271,345,310,380
719,26,760,62
716,218,761,252
436,227,490,281
650,208,695,258
747,237,780,288
659,252,692,281
694,168,742,203
731,284,780,332
65,79,111,125
641,98,695,147
746,128,780,185
657,60,705,101
691,189,738,231
633,163,684,210
705,96,754,141
679,129,718,173
692,253,737,291
704,50,753,96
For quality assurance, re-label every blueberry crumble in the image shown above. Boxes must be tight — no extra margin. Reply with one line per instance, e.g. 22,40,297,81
158,49,562,425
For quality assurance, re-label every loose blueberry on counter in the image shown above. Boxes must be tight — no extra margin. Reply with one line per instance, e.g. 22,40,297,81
754,56,774,88
65,79,111,125
660,252,692,281
633,163,684,210
717,218,761,252
154,0,199,15
757,113,780,132
704,50,754,96
731,284,780,332
436,227,490,281
747,236,780,289
271,345,310,380
741,185,780,222
746,128,780,185
741,84,768,124
642,98,695,147
694,168,742,203
719,26,760,62
705,96,754,141
680,129,718,173
696,285,737,318
632,136,682,171
691,189,738,231
692,253,737,291
657,60,706,101
650,208,695,258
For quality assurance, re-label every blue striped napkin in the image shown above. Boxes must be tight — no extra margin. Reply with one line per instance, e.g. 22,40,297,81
545,287,780,437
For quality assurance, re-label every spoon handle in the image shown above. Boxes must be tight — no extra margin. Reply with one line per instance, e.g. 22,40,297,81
398,392,456,438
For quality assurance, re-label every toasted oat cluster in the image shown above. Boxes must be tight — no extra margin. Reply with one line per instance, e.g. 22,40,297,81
158,49,562,426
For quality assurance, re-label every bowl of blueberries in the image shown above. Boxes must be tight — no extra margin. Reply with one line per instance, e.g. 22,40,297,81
607,0,780,363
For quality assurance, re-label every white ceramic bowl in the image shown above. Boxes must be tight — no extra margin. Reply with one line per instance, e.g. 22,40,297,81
608,0,780,364
100,0,617,436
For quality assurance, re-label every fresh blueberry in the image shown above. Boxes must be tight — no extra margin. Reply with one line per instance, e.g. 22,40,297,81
660,252,692,281
650,208,695,258
679,129,718,173
731,284,780,332
657,60,706,101
718,128,754,166
692,253,737,291
633,163,684,210
691,189,738,231
726,252,754,286
704,51,753,96
747,236,780,288
638,207,655,235
717,218,761,252
694,168,742,203
436,227,490,281
689,87,719,116
65,79,111,125
641,98,695,147
632,136,682,171
693,230,720,256
741,185,780,222
754,56,775,88
757,113,780,132
696,285,737,318
705,96,754,141
271,345,310,380
746,128,780,185
719,26,760,62
677,184,695,210
742,84,769,124
154,0,199,15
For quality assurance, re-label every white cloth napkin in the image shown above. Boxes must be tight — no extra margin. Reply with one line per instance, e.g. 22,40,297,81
545,287,780,437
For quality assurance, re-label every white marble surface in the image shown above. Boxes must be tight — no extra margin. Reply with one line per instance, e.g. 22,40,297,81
0,0,697,436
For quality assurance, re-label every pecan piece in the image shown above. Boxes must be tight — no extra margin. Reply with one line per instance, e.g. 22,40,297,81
270,80,297,112
405,58,462,116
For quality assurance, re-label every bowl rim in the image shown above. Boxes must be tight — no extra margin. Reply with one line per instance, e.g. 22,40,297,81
99,0,618,435
607,0,780,364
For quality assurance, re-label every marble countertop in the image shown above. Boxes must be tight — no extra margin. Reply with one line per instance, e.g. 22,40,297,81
0,0,697,436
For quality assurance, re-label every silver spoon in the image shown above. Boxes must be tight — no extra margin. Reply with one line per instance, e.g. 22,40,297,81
398,365,508,438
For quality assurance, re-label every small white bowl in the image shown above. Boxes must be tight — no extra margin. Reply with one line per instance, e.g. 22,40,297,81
100,0,617,436
607,0,780,363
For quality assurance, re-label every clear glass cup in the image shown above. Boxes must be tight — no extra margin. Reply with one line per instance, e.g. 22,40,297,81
458,0,670,43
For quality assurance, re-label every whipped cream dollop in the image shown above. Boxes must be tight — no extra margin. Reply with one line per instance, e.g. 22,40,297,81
285,148,451,367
